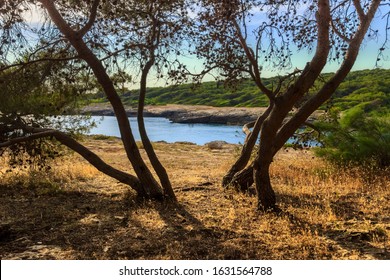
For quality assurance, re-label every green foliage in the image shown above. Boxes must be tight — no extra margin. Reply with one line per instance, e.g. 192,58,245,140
322,68,390,116
0,60,93,171
95,79,270,107
314,109,390,169
0,61,85,116
312,69,390,169
89,69,390,112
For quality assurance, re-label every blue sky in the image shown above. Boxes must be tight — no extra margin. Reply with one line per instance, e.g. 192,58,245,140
145,6,390,88
19,2,390,88
145,44,389,88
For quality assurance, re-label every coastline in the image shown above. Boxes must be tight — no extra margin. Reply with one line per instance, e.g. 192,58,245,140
81,103,267,125
81,103,321,126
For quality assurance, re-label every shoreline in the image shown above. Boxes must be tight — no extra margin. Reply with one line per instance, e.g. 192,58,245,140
81,103,267,125
88,134,235,148
81,103,321,126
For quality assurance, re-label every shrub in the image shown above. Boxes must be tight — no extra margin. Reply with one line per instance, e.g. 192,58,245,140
314,107,390,169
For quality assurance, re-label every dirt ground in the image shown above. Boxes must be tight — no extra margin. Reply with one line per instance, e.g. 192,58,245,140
0,137,389,259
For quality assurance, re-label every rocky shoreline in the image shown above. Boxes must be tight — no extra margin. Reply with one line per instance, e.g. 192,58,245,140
81,104,267,125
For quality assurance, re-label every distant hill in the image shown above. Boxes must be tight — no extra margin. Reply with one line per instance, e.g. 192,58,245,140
88,68,390,116
326,68,390,117
119,78,270,107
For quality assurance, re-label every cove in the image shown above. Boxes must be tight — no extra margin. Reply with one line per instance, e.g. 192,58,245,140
87,116,246,145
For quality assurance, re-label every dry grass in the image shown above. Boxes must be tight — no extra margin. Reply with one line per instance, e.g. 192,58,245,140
0,137,389,259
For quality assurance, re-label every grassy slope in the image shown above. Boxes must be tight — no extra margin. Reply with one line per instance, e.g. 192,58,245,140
117,79,270,107
89,69,390,116
328,69,390,117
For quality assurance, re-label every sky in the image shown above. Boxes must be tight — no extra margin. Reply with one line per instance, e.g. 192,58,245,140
17,2,390,89
144,4,390,88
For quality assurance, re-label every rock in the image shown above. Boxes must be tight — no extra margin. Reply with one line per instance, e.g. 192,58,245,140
170,115,211,124
205,141,228,149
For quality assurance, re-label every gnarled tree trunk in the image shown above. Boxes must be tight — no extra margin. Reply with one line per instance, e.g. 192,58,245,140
222,105,272,188
41,0,165,199
253,160,276,211
224,0,381,212
138,52,176,200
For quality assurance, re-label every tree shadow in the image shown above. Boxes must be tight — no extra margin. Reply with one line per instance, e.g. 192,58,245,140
106,196,274,259
277,192,390,260
0,184,271,259
2,182,387,260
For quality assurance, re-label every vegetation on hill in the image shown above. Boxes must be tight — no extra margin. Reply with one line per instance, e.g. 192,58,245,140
90,78,270,107
308,69,390,168
325,68,390,117
88,69,390,115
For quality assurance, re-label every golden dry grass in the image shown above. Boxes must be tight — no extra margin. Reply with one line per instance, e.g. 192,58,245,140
0,137,389,259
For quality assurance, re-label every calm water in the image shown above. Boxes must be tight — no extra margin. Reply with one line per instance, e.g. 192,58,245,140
88,116,246,145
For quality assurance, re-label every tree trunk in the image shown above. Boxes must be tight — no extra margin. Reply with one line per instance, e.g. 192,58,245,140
251,103,285,211
253,160,276,211
222,106,272,188
230,165,254,192
81,48,164,199
41,0,164,199
138,56,176,201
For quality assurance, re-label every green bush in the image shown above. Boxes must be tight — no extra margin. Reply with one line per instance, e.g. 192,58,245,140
315,108,390,169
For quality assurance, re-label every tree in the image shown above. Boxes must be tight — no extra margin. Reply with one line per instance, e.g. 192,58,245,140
0,57,91,171
0,0,191,200
195,0,389,210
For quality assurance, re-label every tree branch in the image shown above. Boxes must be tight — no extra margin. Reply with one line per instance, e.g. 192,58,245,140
331,0,350,13
273,0,382,153
39,0,76,38
136,13,176,200
0,56,79,72
0,131,55,148
1,127,144,194
222,105,272,188
280,0,331,104
232,20,273,99
353,0,366,20
330,19,352,42
274,69,303,96
78,0,100,37
242,121,255,136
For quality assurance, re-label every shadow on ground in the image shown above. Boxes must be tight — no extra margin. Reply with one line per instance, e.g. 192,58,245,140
0,184,272,259
277,192,390,260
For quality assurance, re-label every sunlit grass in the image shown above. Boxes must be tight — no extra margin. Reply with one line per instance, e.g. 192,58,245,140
0,138,388,259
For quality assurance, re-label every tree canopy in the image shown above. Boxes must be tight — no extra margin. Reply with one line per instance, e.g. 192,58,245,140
1,0,195,200
192,0,389,210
